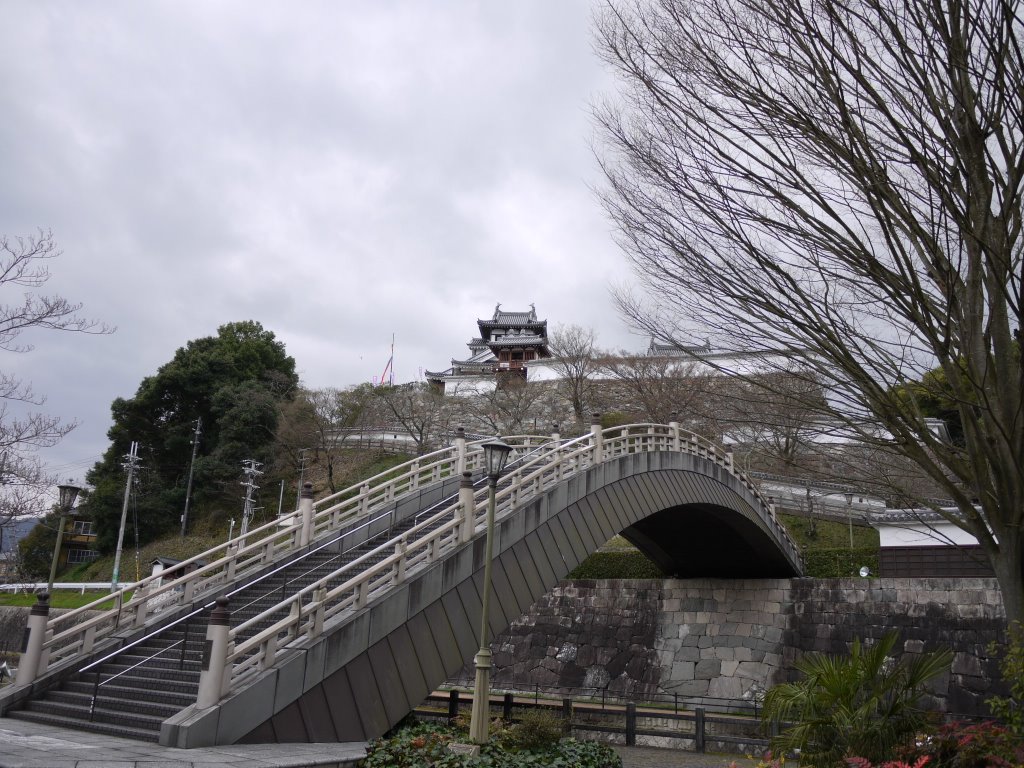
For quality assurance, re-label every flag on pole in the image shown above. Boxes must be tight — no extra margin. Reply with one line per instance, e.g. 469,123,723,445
378,334,395,386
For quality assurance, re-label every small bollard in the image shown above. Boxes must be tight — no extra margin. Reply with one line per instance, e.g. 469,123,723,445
695,706,706,752
448,689,460,721
15,593,51,687
625,701,637,746
562,697,572,733
503,692,513,721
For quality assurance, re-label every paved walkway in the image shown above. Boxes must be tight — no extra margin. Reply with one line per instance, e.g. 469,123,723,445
0,718,366,768
0,717,760,767
614,745,759,767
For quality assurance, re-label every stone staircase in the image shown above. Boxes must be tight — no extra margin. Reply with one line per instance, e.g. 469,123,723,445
6,515,431,742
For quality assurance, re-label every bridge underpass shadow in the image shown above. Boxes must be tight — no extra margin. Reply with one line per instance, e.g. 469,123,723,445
164,450,801,747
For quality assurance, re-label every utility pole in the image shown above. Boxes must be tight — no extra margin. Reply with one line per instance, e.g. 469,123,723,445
294,449,309,512
111,441,140,591
239,459,263,543
180,417,202,538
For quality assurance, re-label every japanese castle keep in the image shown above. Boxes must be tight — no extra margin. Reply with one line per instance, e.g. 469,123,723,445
426,304,550,394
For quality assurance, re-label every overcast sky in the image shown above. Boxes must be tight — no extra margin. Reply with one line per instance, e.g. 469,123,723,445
1,1,645,484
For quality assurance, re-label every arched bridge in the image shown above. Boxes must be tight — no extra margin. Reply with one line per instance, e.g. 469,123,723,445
2,422,802,748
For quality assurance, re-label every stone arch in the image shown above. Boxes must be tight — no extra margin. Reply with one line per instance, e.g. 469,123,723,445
170,451,801,746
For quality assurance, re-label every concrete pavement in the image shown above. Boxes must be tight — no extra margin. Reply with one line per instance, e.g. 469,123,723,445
0,718,366,768
0,716,761,768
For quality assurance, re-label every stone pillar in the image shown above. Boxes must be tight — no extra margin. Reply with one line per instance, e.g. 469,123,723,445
459,472,476,543
669,411,681,452
550,423,560,444
454,427,467,475
15,593,50,687
299,481,314,547
590,413,603,463
197,597,231,708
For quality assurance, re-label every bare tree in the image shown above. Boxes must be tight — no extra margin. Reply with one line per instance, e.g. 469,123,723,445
0,231,112,547
274,385,376,494
595,350,707,425
374,382,453,455
546,324,599,427
595,0,1024,618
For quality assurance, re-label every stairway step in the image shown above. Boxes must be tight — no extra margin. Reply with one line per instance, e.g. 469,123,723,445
65,679,197,704
91,665,201,685
7,709,160,742
46,690,181,719
21,699,167,732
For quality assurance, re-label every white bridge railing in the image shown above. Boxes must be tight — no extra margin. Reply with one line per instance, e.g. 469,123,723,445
19,422,800,694
205,422,802,701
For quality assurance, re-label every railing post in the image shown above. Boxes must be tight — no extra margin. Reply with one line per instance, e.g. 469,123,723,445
299,481,314,547
625,701,637,746
454,426,467,476
393,535,408,583
458,472,475,543
312,586,326,637
132,583,151,629
724,450,734,471
695,706,706,752
448,689,460,721
225,543,237,582
550,423,560,444
590,413,603,463
197,597,231,708
503,692,513,721
359,483,370,515
669,412,681,452
562,697,573,733
14,593,50,687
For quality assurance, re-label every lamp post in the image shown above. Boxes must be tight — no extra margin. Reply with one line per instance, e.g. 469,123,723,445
469,438,512,745
48,482,83,594
845,491,854,557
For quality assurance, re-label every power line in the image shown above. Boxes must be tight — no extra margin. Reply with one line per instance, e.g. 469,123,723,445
111,441,141,591
239,459,263,542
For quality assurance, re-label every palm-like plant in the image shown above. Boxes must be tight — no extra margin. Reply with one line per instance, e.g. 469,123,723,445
762,632,952,767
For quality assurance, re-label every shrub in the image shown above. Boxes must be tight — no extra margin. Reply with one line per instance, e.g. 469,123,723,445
363,720,621,768
988,621,1024,737
569,550,665,579
498,707,564,751
894,720,1024,768
762,632,952,767
801,548,879,578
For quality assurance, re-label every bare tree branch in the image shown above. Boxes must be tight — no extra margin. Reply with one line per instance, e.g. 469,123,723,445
596,0,1024,618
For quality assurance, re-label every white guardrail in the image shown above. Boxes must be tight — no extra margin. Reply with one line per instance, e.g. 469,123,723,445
34,423,800,694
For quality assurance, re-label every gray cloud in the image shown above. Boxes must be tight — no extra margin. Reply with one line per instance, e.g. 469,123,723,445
0,0,642,480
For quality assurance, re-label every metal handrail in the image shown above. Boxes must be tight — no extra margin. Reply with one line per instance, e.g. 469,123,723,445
40,435,547,667
216,424,802,694
41,423,800,703
76,502,405,712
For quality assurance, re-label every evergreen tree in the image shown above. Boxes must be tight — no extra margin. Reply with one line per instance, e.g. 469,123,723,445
84,321,298,550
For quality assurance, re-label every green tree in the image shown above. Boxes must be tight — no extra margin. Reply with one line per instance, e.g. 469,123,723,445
83,321,297,550
16,512,61,578
762,633,952,767
596,0,1024,620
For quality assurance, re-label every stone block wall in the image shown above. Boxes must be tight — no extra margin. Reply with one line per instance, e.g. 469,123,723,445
467,578,1008,717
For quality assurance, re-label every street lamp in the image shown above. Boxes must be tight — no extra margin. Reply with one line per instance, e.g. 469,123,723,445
844,492,854,544
469,438,513,745
48,482,83,594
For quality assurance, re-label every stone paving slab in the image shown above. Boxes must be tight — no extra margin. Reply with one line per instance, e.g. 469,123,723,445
0,719,367,768
0,716,764,768
615,746,759,768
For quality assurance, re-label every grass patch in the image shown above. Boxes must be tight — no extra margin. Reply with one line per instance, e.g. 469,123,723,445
0,590,133,610
778,513,879,550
